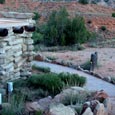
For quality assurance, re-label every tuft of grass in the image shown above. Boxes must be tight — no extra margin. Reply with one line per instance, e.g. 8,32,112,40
47,56,57,61
61,91,89,106
32,65,50,73
28,73,63,95
13,78,28,88
59,72,86,87
1,94,25,115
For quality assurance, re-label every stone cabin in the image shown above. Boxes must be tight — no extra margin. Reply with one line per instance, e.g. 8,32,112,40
0,12,35,81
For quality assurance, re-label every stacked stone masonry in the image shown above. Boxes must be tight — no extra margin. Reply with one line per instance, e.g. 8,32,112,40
0,12,35,81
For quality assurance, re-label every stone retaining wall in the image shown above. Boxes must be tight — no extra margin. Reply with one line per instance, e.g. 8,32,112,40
0,12,35,81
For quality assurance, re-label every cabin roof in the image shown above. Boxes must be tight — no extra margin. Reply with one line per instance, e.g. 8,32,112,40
0,18,31,28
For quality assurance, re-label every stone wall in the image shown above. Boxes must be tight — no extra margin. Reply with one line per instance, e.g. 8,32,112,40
0,12,35,81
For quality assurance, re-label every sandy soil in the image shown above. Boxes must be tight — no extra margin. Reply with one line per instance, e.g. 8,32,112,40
40,48,115,78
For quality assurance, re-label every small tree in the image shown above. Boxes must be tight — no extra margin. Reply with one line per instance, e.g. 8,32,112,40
40,8,92,46
65,16,91,45
43,8,69,46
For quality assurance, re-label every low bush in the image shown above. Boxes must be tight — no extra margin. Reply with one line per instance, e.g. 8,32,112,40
0,0,5,4
80,61,91,70
14,72,86,96
59,73,86,87
32,65,51,73
79,0,88,4
35,111,43,115
33,12,40,21
100,26,106,31
32,32,44,44
112,13,115,17
13,78,28,88
28,73,63,95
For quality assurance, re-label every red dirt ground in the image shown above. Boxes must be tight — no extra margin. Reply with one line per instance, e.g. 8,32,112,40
40,48,115,78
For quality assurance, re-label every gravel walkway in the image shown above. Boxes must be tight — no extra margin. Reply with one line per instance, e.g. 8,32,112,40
32,61,115,97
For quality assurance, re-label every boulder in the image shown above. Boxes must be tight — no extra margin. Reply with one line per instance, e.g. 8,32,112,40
94,103,106,115
49,104,76,115
81,100,99,114
26,102,41,112
82,107,93,115
34,53,44,61
38,96,52,111
93,90,109,103
90,100,99,112
80,102,90,115
103,98,112,114
53,87,87,103
26,96,52,112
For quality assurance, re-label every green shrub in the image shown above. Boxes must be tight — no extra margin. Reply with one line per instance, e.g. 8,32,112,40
80,61,91,70
42,7,91,46
33,12,40,21
100,26,106,31
28,73,63,95
112,13,115,17
77,44,85,50
32,32,44,44
35,110,43,115
13,78,28,88
32,65,51,73
79,0,88,4
59,73,86,87
0,0,5,4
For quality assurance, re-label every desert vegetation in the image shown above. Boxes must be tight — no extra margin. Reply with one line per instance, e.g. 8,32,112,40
32,8,93,46
0,68,86,114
